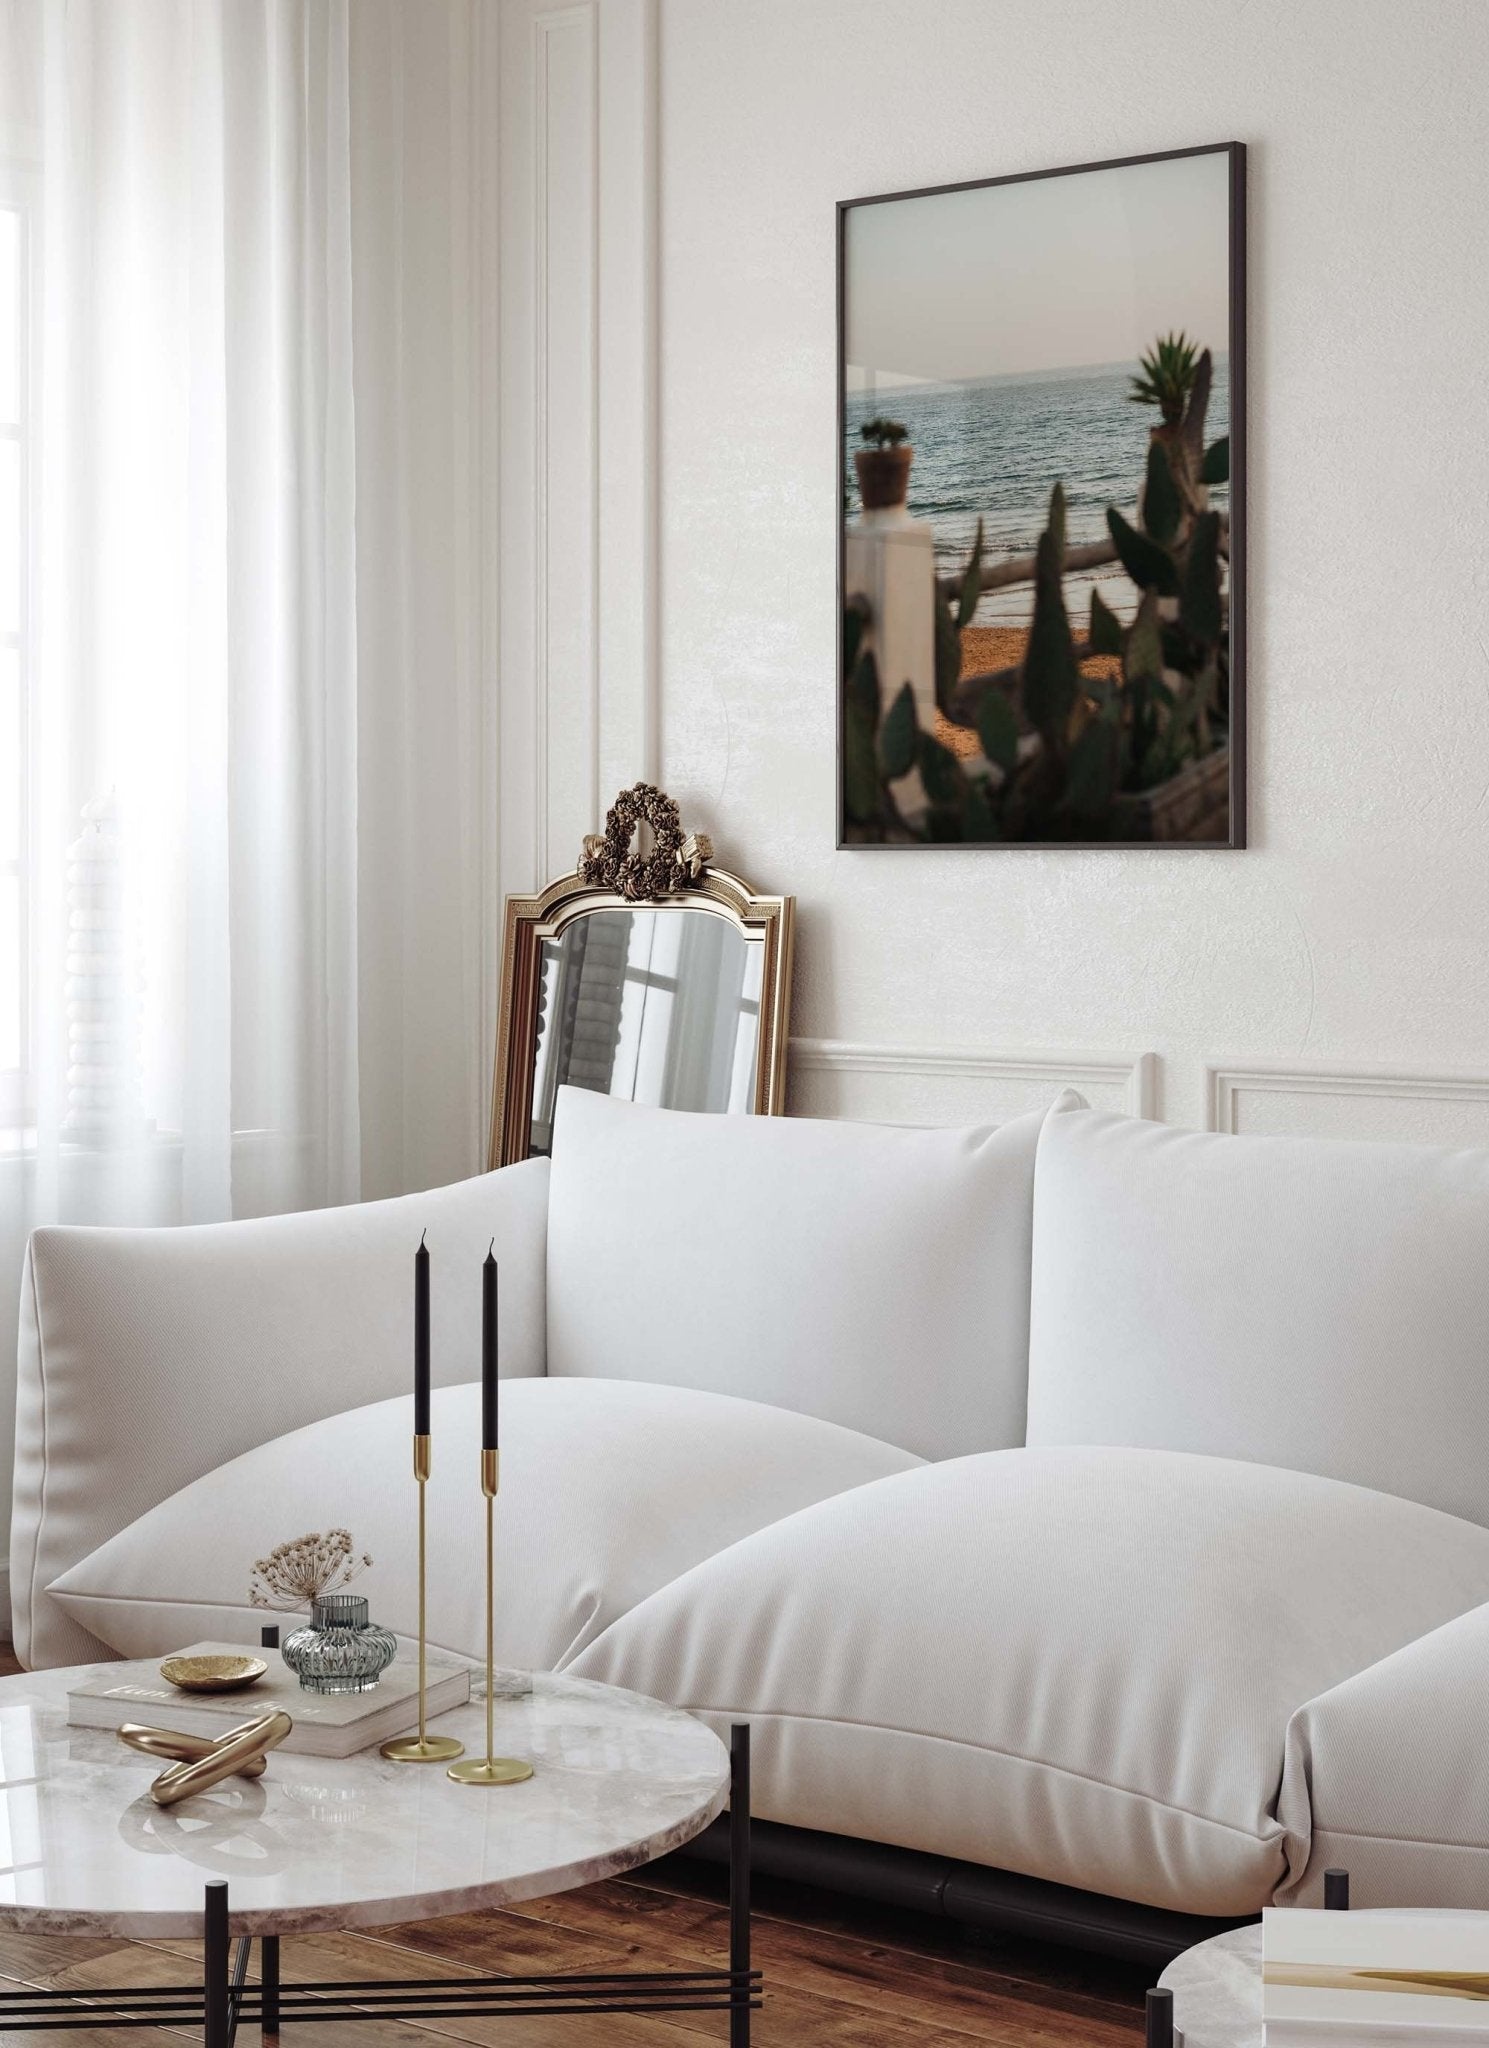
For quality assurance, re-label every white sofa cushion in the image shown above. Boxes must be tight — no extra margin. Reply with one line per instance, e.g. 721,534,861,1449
1026,1108,1489,1527
567,1446,1489,1915
547,1086,1060,1460
14,1159,551,1669
47,1377,922,1669
1277,1598,1489,1908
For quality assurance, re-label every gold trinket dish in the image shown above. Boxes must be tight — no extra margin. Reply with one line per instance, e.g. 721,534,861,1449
159,1653,268,1694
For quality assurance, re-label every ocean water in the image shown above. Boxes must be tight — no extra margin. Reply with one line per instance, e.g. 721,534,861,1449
845,357,1230,627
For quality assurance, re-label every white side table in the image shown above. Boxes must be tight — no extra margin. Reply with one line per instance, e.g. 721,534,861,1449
1157,1899,1473,2047
0,1664,759,2044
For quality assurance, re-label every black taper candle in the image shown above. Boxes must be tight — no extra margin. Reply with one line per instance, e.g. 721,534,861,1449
414,1230,431,1436
482,1240,498,1449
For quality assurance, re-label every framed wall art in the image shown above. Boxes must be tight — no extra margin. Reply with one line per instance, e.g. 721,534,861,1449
838,142,1245,848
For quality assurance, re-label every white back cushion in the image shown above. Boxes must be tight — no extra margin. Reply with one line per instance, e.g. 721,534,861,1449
49,1378,920,1669
1027,1109,1489,1524
546,1087,1055,1460
13,1159,550,1670
570,1446,1489,1914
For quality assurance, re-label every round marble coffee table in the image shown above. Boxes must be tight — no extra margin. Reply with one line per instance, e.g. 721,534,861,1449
0,1663,757,2042
1158,1924,1261,2047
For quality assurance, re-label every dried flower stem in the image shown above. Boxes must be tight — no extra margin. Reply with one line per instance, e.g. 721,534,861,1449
249,1529,373,1612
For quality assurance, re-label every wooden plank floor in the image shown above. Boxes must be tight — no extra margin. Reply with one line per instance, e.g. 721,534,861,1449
0,1649,1148,2045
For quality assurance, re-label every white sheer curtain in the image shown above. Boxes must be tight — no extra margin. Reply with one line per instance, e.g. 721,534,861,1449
0,0,494,1530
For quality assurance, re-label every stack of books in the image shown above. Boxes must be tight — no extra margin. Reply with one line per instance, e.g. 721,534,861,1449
67,1641,471,1759
1264,1907,1489,2044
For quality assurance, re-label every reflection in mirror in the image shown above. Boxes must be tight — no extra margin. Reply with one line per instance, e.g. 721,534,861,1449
527,909,764,1157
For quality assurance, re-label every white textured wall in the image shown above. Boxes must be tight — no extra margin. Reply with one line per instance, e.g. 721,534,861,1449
639,0,1489,1133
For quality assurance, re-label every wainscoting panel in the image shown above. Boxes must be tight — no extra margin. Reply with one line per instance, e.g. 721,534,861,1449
1205,1064,1489,1145
789,1041,1156,1127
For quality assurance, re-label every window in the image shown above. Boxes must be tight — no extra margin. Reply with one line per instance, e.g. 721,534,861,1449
0,180,29,1128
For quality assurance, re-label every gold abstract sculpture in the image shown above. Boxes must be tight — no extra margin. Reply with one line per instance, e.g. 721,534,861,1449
120,1708,293,1806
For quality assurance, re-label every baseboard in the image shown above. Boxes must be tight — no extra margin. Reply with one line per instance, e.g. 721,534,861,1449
675,1814,1254,1968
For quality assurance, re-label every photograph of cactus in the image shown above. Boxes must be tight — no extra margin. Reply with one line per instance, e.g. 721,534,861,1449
839,143,1245,847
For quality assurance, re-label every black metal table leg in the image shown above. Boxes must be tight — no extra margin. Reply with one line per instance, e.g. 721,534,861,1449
260,1934,280,2040
204,1883,230,2048
730,1724,751,2048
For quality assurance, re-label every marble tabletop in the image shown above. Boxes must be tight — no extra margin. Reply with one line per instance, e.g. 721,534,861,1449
0,1665,730,1937
1159,1924,1261,2048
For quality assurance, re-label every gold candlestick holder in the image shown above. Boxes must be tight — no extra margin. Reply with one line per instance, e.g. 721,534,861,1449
447,1447,533,1786
380,1434,464,1764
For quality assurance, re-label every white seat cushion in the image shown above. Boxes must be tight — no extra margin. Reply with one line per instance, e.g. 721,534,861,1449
1027,1107,1489,1526
567,1446,1489,1915
547,1085,1064,1460
47,1378,921,1670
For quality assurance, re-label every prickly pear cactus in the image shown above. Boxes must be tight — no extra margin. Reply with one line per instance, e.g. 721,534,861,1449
842,335,1230,844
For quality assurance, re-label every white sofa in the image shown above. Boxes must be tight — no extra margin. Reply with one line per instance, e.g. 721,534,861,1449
14,1085,1489,1947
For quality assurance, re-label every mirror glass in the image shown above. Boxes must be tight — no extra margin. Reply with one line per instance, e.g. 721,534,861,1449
526,907,764,1157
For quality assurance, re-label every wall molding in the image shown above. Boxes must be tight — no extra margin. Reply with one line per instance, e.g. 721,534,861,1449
790,1040,1157,1120
532,0,600,878
500,0,659,900
474,0,504,1144
1206,1061,1489,1136
595,0,661,792
640,0,659,780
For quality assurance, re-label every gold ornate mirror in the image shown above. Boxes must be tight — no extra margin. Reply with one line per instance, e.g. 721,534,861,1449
489,786,795,1167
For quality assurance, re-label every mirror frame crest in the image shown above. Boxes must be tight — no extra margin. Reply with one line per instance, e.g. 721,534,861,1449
488,864,796,1169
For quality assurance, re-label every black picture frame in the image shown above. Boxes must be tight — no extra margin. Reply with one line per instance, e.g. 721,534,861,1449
837,141,1246,850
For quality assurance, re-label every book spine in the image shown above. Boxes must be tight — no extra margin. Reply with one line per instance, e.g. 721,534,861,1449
70,1700,225,1740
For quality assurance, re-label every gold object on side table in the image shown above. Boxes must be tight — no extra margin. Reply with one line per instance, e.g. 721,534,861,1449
447,1447,533,1787
381,1432,465,1764
120,1708,292,1806
159,1653,267,1693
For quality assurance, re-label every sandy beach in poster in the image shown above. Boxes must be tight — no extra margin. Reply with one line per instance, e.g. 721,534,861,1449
930,626,1122,762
